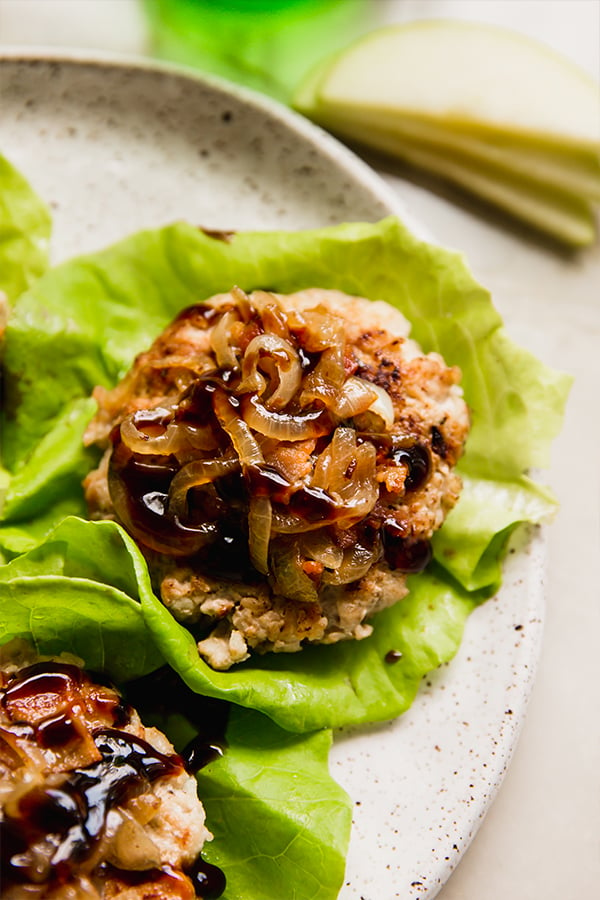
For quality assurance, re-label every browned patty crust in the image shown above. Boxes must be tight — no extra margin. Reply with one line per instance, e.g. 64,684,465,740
84,288,469,669
0,645,213,898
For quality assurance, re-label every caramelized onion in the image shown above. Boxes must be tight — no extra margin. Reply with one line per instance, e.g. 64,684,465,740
120,409,218,456
269,540,319,604
248,495,272,575
322,542,379,585
109,809,161,870
212,388,264,467
332,376,378,420
242,394,332,441
311,428,379,523
168,455,240,519
270,509,330,534
210,309,241,371
353,382,395,431
299,531,343,570
298,307,345,352
145,353,217,377
238,333,302,409
299,345,346,408
230,285,253,322
253,293,291,340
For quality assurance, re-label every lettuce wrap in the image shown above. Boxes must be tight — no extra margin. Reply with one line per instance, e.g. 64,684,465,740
0,517,351,900
0,216,571,732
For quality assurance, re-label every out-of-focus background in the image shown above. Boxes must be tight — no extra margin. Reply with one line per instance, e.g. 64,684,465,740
1,0,599,81
1,2,599,899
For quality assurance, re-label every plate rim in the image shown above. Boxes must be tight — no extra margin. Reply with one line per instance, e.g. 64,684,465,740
0,45,410,224
0,51,546,899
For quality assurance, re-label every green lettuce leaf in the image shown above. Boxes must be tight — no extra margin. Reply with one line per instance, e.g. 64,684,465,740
1,218,570,473
0,520,351,900
0,512,477,732
431,473,557,592
0,217,570,731
0,517,162,682
197,708,350,900
0,152,51,304
150,565,478,732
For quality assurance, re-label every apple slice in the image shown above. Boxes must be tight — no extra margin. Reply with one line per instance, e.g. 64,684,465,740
323,109,600,202
295,54,600,201
305,19,600,152
294,48,600,200
316,108,596,246
293,19,600,244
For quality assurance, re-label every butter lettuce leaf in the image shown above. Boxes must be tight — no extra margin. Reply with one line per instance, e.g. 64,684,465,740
0,152,51,304
1,218,570,473
122,691,351,900
0,514,479,732
197,708,350,900
140,558,478,731
0,217,570,731
0,517,162,682
432,472,557,592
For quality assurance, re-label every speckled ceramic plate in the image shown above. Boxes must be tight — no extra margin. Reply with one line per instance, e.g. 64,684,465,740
0,52,545,900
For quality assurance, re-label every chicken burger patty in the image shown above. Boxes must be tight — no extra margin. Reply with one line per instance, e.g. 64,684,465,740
84,287,469,670
0,644,220,899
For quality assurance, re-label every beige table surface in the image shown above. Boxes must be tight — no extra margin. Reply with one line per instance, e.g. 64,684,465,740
1,2,598,898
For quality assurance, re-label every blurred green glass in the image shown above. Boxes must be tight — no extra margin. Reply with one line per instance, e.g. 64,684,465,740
142,0,369,102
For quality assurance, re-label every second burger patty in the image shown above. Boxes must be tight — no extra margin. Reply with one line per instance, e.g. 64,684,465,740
0,646,219,899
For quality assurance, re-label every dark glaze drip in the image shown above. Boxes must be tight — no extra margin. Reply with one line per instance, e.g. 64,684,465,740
100,857,226,899
182,737,224,774
246,463,292,502
383,529,432,574
287,483,339,524
430,424,448,459
391,442,431,492
111,698,134,729
109,380,243,558
246,464,342,527
199,530,257,582
189,856,228,898
176,378,222,429
108,443,220,557
124,667,230,776
110,445,177,519
1,728,183,887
